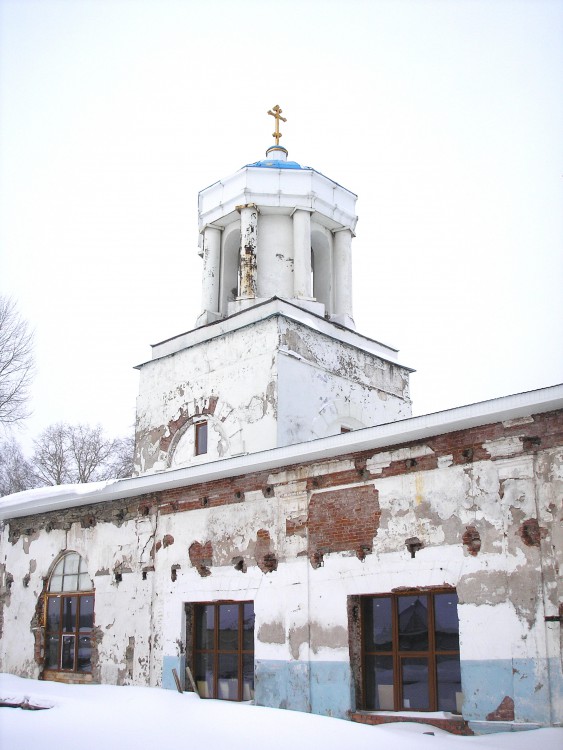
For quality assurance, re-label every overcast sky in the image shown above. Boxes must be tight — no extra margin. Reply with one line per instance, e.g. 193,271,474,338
1,0,562,454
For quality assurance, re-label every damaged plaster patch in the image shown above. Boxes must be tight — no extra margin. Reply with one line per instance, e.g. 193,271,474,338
484,436,524,459
310,622,348,653
288,624,308,660
366,444,434,475
257,621,285,645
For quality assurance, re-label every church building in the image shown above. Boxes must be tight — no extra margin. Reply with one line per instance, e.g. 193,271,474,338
1,107,562,735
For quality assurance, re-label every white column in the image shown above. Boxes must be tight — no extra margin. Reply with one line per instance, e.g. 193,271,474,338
293,209,312,298
238,204,258,298
333,228,353,320
201,226,221,314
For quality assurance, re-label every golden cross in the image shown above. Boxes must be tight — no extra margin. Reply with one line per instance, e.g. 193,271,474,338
267,104,287,145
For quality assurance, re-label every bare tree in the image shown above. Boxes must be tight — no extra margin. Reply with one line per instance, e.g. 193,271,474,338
0,296,35,426
32,423,70,485
0,440,39,496
107,435,135,479
32,423,134,485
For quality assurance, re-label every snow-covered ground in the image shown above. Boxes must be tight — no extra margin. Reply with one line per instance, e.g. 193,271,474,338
1,674,561,750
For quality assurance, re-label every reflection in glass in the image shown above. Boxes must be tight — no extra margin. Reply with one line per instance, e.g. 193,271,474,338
437,655,462,712
79,596,94,630
401,657,429,710
365,654,393,710
77,636,92,672
218,604,238,650
47,597,61,630
61,635,75,670
218,654,238,700
194,652,213,698
62,597,77,633
434,593,459,651
243,603,255,651
45,635,59,669
363,597,392,652
398,596,428,651
195,605,214,650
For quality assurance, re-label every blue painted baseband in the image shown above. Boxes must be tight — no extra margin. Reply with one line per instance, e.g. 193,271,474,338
162,655,186,691
461,657,563,725
255,659,352,719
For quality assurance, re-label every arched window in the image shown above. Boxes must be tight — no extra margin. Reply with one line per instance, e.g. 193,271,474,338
45,552,94,674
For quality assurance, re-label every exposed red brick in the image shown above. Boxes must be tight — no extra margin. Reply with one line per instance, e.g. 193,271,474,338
350,713,473,736
189,541,213,577
519,518,546,547
486,696,514,721
307,485,380,567
255,529,278,573
162,534,174,548
462,526,481,556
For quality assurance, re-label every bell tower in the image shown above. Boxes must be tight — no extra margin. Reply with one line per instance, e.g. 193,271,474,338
196,105,357,329
133,108,412,475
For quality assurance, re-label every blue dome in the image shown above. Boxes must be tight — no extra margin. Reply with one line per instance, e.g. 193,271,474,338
246,158,306,170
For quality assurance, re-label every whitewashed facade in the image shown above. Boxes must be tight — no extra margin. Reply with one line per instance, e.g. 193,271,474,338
1,136,561,735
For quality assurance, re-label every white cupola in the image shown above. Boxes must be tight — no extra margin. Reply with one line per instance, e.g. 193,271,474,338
196,105,358,329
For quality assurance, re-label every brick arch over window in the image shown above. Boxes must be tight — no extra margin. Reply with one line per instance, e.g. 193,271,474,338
164,396,244,468
311,398,367,438
43,551,95,679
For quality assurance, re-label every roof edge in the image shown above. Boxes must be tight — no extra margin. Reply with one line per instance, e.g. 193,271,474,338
1,383,562,520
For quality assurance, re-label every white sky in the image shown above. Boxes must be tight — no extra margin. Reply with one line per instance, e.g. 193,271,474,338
1,0,562,454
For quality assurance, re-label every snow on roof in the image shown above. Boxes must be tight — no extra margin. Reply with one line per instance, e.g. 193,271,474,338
1,384,562,521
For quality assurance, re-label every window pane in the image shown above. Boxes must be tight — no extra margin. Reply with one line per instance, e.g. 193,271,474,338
46,597,61,631
195,605,214,650
218,654,238,700
61,635,75,670
194,652,214,698
242,603,255,651
195,422,208,455
437,655,462,712
45,635,59,669
79,596,94,630
49,574,63,592
52,559,65,577
401,657,429,710
363,597,392,652
64,553,80,575
78,573,92,591
218,604,239,651
242,654,254,700
364,654,394,710
77,636,92,672
61,596,77,633
62,573,79,592
434,593,459,651
398,596,428,651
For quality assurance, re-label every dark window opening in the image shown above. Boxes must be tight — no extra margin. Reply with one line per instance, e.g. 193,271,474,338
360,590,461,712
45,552,94,673
193,601,254,701
195,421,208,456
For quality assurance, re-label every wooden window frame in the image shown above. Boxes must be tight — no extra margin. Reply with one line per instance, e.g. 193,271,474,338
192,601,254,701
44,552,94,675
360,588,460,712
45,591,94,673
195,421,208,456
